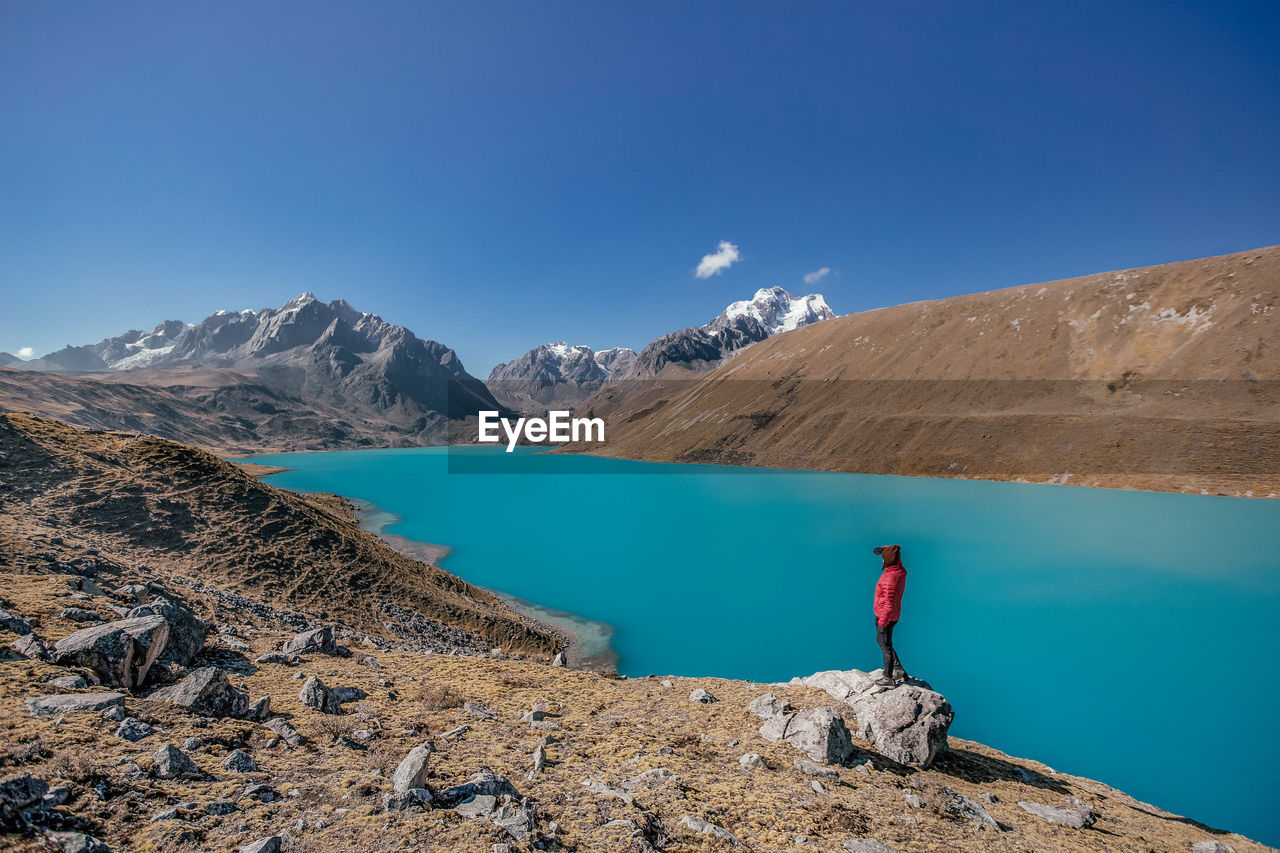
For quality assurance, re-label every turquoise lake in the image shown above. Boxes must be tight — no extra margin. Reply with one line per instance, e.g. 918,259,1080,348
244,446,1280,846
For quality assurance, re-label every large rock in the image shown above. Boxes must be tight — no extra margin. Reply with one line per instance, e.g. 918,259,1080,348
52,615,170,689
152,743,202,779
10,633,51,661
1018,801,1097,829
843,841,893,853
391,744,433,792
25,692,125,718
788,669,953,768
44,831,108,853
222,750,259,773
1,773,49,829
263,717,306,748
679,816,744,846
759,706,854,765
436,771,521,809
147,666,249,718
281,626,336,655
239,839,283,853
0,607,33,635
127,598,208,666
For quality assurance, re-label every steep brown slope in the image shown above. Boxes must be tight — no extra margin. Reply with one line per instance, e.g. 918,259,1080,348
0,413,558,656
571,246,1280,496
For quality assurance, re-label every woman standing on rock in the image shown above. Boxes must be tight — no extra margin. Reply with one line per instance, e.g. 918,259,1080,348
873,544,908,687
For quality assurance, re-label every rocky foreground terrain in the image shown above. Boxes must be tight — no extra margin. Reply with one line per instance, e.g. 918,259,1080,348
0,415,1267,852
572,246,1280,498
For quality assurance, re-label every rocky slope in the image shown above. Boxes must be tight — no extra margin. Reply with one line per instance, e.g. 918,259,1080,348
0,417,1267,852
2,294,502,451
568,246,1280,497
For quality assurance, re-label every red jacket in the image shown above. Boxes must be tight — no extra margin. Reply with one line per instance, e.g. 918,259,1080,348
873,564,907,626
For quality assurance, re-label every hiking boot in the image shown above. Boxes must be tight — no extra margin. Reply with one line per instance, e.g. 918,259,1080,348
891,667,909,681
873,675,896,688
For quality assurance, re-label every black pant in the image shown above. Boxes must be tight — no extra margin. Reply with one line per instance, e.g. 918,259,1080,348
876,620,902,677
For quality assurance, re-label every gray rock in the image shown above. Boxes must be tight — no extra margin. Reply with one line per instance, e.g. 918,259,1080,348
43,785,70,807
788,668,953,768
1017,801,1097,829
903,793,921,808
113,583,150,602
204,800,237,815
582,780,634,805
749,692,791,719
0,607,34,635
551,652,566,667
254,652,291,665
739,753,766,769
392,744,434,792
298,675,337,713
765,707,854,765
943,789,998,827
239,838,283,853
26,692,125,717
60,607,100,623
263,717,306,748
241,783,278,802
436,771,521,808
383,788,432,812
331,686,367,704
114,717,157,742
464,702,498,720
454,793,498,818
53,615,170,689
10,632,51,661
281,626,336,655
152,743,202,779
794,757,840,783
44,831,108,853
1190,842,1235,853
147,666,249,718
48,674,88,689
101,705,126,722
679,815,744,846
810,779,825,793
151,807,180,822
246,697,271,722
843,840,894,853
490,801,534,842
222,749,259,773
1,774,49,825
689,688,717,704
527,744,546,779
127,598,208,666
182,737,203,750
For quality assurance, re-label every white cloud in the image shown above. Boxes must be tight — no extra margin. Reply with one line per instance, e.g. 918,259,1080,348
695,241,741,279
16,347,34,358
803,267,831,285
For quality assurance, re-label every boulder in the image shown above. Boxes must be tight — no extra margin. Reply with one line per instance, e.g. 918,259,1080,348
204,800,237,815
788,668,953,768
383,789,432,812
1018,801,1097,829
48,675,88,689
749,692,791,719
25,692,125,718
759,706,853,765
60,608,100,623
148,666,249,718
844,840,894,853
44,831,108,853
1190,842,1235,853
551,652,566,667
239,839,283,853
241,783,278,802
436,771,521,809
490,801,534,843
794,757,840,783
679,815,744,846
739,753,766,769
1,773,49,829
689,688,717,704
53,616,170,689
391,744,434,792
246,697,271,721
939,788,998,827
10,633,51,661
299,676,338,714
254,652,292,665
263,717,306,748
127,598,208,666
114,717,157,742
152,744,202,779
222,750,258,773
281,626,336,655
0,607,33,635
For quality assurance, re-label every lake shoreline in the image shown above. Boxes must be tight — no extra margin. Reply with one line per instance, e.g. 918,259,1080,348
348,496,619,673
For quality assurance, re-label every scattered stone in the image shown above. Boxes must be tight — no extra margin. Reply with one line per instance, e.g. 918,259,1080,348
204,800,237,815
843,840,894,853
246,697,270,721
331,686,367,704
10,633,51,661
152,743,202,779
26,692,125,718
810,780,825,793
263,718,306,748
528,744,547,779
940,788,998,828
903,793,921,808
749,692,792,719
1190,842,1235,853
739,753,766,769
222,750,259,773
43,785,70,807
1018,800,1097,829
854,763,872,776
361,655,380,668
440,725,469,740
392,744,434,792
254,652,291,665
101,705,125,722
760,706,854,765
61,607,100,623
147,666,249,718
689,688,717,704
977,791,998,803
281,626,336,655
239,838,283,853
127,598,208,666
241,783,278,802
1,774,49,828
44,831,109,853
679,815,744,846
53,615,170,689
113,583,150,602
464,702,498,720
435,771,520,808
299,675,339,714
489,801,534,843
383,789,432,812
151,807,180,822
48,674,88,689
0,607,33,635
794,757,840,783
182,737,203,751
582,779,633,805
788,668,953,768
115,717,157,742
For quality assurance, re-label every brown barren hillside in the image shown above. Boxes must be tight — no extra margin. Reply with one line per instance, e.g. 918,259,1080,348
570,246,1280,496
0,413,557,656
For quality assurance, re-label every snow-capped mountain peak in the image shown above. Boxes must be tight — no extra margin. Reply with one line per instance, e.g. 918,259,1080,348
711,286,837,336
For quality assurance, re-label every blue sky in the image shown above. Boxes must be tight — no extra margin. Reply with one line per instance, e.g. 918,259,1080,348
1,1,1277,375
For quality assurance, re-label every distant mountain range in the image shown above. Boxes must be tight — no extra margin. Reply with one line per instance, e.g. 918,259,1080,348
488,286,836,412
